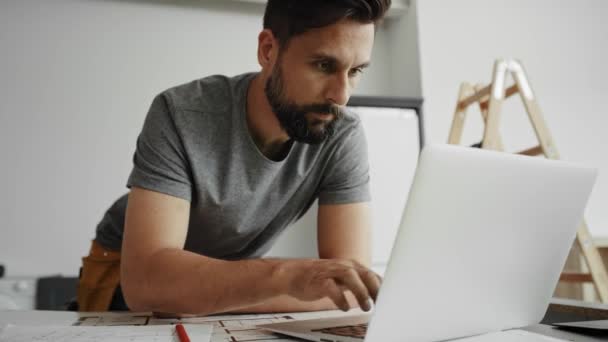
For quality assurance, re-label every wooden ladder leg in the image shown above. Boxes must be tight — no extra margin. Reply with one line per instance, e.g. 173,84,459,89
448,83,475,145
482,60,508,150
510,60,559,160
576,221,608,303
475,84,505,151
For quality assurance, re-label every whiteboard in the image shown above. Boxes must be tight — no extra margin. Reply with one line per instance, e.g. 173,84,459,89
265,106,421,274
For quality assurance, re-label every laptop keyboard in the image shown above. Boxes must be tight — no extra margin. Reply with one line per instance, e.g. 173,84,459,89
313,323,368,338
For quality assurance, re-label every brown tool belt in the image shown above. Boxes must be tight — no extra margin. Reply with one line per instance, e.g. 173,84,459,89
77,240,121,311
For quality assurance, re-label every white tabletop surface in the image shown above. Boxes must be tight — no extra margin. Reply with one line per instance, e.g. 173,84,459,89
0,303,605,342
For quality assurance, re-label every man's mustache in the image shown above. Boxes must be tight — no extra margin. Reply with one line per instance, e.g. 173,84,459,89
295,103,344,117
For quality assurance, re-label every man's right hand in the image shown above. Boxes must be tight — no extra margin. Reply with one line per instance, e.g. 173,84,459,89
274,259,382,312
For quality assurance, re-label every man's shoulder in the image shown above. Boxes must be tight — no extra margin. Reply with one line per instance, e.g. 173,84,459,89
159,73,255,113
341,107,362,126
331,107,364,141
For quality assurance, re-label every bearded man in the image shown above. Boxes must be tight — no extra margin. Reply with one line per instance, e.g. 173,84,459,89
77,0,391,316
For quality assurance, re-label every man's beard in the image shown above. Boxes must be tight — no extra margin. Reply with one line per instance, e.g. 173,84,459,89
264,64,344,145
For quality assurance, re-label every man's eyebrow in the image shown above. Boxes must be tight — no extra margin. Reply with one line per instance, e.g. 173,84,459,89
309,53,371,69
355,61,371,69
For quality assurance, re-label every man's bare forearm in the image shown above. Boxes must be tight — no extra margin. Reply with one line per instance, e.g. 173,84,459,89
132,251,358,315
122,249,379,316
123,248,286,315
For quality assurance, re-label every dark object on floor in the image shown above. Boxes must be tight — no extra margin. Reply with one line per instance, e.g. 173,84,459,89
542,302,608,324
36,275,78,310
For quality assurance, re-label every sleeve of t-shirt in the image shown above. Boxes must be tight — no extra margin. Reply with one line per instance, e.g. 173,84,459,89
317,120,371,205
126,94,193,201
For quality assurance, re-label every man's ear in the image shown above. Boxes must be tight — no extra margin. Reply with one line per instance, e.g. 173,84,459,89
257,29,279,69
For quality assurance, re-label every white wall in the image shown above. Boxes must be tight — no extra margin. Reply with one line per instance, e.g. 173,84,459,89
416,0,608,238
0,0,259,277
0,0,421,276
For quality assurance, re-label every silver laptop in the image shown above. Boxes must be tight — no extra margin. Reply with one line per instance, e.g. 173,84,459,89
258,144,597,342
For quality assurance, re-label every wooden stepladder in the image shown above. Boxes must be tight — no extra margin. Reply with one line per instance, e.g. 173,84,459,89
447,59,608,303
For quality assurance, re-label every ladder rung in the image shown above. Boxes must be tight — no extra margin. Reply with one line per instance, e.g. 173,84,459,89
458,84,519,109
458,85,491,109
517,145,544,156
560,272,594,283
479,85,519,110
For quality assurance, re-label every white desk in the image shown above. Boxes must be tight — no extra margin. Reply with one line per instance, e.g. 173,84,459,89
0,300,605,342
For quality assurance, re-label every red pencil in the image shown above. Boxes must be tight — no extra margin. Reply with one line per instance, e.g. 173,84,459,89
175,323,191,342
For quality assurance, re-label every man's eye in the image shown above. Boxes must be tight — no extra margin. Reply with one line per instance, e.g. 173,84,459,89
349,68,364,77
317,61,332,73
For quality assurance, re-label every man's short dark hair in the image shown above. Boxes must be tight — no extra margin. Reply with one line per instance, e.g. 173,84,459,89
263,0,392,48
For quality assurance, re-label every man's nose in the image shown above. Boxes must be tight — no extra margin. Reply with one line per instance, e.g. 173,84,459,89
325,73,350,106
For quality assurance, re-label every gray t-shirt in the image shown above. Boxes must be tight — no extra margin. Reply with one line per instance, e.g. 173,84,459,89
95,72,370,260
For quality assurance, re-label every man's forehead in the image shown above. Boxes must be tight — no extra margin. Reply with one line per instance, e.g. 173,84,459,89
284,20,375,63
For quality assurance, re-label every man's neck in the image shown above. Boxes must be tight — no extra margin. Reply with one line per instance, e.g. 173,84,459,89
246,74,292,161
